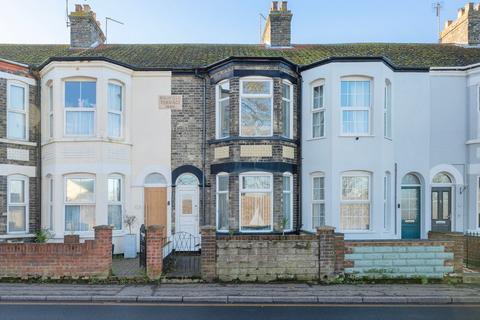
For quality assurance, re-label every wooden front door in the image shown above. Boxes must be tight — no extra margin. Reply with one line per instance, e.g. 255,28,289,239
144,187,167,228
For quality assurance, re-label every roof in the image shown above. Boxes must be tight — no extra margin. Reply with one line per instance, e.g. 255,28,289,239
1,43,480,71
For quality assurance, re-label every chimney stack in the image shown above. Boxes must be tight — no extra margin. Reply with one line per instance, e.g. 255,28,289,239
262,1,293,47
440,2,480,46
69,4,106,49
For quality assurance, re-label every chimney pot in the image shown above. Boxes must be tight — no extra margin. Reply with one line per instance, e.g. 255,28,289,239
75,4,82,12
271,1,278,11
83,4,91,12
281,1,288,11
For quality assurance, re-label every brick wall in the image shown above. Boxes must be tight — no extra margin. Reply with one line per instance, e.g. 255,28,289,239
428,231,465,273
0,226,112,279
146,225,164,280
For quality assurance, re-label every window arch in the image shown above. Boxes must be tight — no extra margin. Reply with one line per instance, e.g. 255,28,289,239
7,174,29,234
216,173,229,232
340,171,371,231
145,173,167,186
176,173,199,186
432,172,453,184
402,173,421,185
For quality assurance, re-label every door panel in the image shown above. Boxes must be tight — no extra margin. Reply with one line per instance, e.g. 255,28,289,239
176,187,200,251
144,187,167,228
431,187,451,232
401,186,421,239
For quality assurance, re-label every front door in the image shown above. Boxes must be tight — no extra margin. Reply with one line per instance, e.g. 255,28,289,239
144,187,167,228
431,187,452,232
176,186,199,238
401,186,421,239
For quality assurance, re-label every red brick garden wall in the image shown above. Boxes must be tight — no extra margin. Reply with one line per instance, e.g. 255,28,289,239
0,225,113,279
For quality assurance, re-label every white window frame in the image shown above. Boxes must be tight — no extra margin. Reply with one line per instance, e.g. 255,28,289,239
7,175,29,234
48,84,54,139
108,174,123,231
384,172,391,232
64,174,96,233
47,175,54,231
312,172,325,229
7,81,28,141
107,81,124,139
282,172,293,232
216,173,230,232
215,80,230,139
384,80,392,139
63,80,96,137
281,80,293,139
340,171,372,232
239,172,273,233
311,81,325,139
239,77,274,137
340,77,372,136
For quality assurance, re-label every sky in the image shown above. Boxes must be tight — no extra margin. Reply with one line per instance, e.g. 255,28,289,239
0,0,475,44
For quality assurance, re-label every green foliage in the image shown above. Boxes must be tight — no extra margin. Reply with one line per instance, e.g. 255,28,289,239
35,229,52,243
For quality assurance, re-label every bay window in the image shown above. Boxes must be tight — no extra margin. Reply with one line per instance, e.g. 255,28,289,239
216,80,230,139
7,82,27,140
340,172,371,231
281,81,293,138
384,80,392,139
216,173,229,231
312,173,325,228
240,78,273,137
108,175,123,230
282,173,293,231
7,175,28,233
64,81,96,136
65,176,95,232
312,82,325,138
341,79,371,135
239,173,273,232
108,82,123,138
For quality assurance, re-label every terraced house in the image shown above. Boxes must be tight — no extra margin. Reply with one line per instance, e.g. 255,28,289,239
2,1,480,254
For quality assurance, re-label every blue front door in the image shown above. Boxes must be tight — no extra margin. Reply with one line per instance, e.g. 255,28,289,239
401,186,421,239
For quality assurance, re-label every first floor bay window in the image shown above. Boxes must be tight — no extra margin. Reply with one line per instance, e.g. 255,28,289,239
340,172,371,231
341,78,371,135
65,81,96,136
108,175,123,230
65,175,95,232
240,173,273,232
216,173,229,231
312,173,325,228
240,78,273,137
7,175,28,233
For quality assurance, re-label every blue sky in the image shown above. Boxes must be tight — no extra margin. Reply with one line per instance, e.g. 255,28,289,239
0,0,474,44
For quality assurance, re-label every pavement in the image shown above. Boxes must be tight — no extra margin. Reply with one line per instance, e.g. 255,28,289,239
0,283,479,304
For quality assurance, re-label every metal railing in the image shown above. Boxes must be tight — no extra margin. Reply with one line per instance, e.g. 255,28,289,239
466,231,480,270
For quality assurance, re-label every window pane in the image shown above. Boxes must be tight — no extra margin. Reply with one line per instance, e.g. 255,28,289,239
282,99,291,137
218,175,229,192
313,85,323,109
7,112,26,140
108,178,121,202
145,173,166,185
219,99,230,138
341,80,370,107
241,97,272,136
282,175,292,230
81,82,96,108
108,112,121,137
341,204,370,230
8,206,26,232
49,86,53,112
9,180,25,203
66,111,94,135
65,205,95,231
242,176,271,190
282,83,291,100
219,81,230,99
242,81,270,94
342,110,369,134
108,83,122,111
283,175,291,192
217,193,229,231
432,173,452,184
313,111,324,138
65,82,81,108
108,205,122,230
313,203,325,228
66,178,94,202
313,176,324,201
177,174,197,185
49,114,54,138
342,176,369,200
240,192,271,231
65,81,96,108
402,174,420,185
9,85,25,110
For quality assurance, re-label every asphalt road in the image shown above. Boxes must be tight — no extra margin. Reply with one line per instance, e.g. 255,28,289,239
0,303,480,320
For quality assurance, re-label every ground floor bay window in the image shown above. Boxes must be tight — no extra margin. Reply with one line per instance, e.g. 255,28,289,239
65,175,95,232
239,172,273,232
340,172,371,231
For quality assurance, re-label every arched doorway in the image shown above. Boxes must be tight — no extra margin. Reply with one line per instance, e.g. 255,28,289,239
144,173,167,228
431,172,454,232
401,173,422,239
175,174,200,238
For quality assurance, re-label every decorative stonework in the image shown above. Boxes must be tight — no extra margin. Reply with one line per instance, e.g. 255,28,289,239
240,145,272,157
6,148,29,162
214,146,229,159
282,146,294,159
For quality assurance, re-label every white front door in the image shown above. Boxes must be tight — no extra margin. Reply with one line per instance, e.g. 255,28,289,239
176,186,199,237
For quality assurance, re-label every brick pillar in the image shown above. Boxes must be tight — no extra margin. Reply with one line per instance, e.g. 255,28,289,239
334,233,345,274
428,231,464,274
146,225,164,280
201,226,216,282
317,226,336,282
93,225,113,278
64,234,80,244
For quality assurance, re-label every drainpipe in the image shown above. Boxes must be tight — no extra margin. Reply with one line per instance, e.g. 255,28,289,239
195,69,207,226
296,66,302,233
